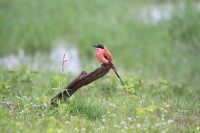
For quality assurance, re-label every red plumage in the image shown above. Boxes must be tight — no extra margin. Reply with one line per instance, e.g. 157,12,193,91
94,45,126,91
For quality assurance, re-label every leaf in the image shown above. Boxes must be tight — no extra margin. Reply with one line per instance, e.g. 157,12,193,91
136,107,147,116
147,105,157,112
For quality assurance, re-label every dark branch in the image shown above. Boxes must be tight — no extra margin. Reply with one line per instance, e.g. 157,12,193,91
51,64,111,106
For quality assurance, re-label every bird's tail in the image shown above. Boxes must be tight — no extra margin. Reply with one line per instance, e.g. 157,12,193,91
111,64,126,92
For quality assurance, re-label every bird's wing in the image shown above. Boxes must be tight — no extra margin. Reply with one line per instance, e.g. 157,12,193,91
103,51,112,63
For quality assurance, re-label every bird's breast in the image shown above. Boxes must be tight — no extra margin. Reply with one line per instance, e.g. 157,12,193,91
95,49,109,64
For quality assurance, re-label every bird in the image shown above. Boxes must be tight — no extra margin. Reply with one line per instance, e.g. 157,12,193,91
93,44,126,91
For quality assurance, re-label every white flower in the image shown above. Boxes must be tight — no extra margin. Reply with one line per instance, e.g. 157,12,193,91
137,123,141,128
167,119,174,124
102,118,106,122
120,121,126,125
128,117,132,121
114,124,120,128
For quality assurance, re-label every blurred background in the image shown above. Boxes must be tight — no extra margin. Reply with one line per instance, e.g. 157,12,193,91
0,0,200,92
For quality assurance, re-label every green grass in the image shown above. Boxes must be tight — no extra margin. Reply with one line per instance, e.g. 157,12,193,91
0,0,200,132
0,66,199,132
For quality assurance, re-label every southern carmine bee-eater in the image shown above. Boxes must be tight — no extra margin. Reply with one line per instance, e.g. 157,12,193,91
93,44,126,91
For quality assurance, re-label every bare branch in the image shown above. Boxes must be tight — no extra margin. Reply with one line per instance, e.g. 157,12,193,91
51,64,111,106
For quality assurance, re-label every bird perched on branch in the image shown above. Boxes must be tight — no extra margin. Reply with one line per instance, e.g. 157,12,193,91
93,44,126,91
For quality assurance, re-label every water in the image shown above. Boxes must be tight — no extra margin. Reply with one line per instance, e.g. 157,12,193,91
140,3,173,24
1,2,200,72
140,2,200,24
0,41,81,74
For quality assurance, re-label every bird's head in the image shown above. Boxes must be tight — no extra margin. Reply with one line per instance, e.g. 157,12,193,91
93,44,104,49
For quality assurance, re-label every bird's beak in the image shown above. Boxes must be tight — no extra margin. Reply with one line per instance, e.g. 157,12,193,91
93,45,97,48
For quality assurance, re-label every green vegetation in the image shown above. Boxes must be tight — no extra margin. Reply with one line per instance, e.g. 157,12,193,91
0,67,199,132
0,0,199,132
